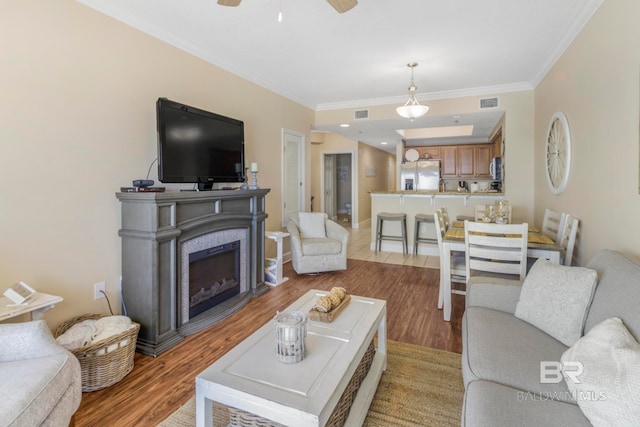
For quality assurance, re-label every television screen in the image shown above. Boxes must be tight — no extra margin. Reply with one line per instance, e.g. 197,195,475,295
156,98,245,189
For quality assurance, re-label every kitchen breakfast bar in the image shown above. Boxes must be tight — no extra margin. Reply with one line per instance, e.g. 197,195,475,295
370,190,506,254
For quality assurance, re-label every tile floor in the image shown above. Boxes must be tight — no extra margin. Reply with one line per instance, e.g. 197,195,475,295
344,222,440,269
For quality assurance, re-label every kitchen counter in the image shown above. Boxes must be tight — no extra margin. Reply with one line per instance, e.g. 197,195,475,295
370,190,504,196
370,190,506,254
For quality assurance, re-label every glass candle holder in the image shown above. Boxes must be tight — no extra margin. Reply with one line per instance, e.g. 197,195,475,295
274,311,307,364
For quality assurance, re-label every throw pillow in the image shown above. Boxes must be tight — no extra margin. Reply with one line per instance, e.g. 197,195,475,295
561,317,640,426
298,212,326,239
514,258,598,346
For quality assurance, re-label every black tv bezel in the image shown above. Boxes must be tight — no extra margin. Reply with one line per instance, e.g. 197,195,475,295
156,98,245,190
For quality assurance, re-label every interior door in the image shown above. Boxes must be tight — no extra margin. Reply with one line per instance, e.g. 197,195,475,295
282,129,304,227
323,154,336,220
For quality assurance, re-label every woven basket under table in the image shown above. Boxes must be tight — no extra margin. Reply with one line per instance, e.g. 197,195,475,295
54,313,140,392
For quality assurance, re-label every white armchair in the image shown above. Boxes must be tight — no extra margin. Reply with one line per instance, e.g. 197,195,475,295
0,320,82,427
287,212,349,274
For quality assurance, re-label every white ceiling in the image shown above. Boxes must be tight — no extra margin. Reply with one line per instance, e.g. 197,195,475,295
78,0,603,153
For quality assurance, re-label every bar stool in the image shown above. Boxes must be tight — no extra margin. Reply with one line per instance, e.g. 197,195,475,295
413,213,437,254
375,212,408,254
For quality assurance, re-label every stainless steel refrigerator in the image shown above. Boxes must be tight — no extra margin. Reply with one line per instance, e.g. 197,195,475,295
401,159,440,191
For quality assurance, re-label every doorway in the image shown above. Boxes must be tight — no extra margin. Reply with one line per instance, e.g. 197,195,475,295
282,129,305,227
321,152,355,227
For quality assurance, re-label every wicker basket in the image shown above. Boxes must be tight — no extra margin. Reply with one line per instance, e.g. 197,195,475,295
54,313,140,392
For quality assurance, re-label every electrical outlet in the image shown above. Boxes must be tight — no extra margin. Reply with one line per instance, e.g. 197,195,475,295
94,282,106,300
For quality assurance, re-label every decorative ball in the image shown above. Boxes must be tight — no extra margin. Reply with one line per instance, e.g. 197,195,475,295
313,296,332,312
327,292,342,309
330,287,346,300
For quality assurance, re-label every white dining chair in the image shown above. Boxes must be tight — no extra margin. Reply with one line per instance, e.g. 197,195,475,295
541,208,566,244
435,210,467,309
464,220,528,283
558,214,579,266
439,206,451,230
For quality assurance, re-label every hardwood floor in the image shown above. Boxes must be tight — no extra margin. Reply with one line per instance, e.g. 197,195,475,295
74,229,465,426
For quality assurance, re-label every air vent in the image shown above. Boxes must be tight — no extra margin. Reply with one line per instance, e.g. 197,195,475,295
479,97,499,109
354,109,369,120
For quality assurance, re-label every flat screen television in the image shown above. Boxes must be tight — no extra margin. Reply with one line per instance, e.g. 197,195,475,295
156,98,245,190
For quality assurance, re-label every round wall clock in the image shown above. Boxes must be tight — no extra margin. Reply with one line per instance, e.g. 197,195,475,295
545,111,572,195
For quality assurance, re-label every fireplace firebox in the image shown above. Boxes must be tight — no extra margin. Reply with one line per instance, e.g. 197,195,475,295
188,241,240,318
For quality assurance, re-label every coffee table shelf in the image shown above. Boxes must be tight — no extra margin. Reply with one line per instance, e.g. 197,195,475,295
195,290,387,427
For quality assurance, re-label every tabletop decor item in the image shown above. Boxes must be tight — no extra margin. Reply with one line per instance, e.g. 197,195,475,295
249,162,260,189
308,287,350,322
274,311,307,363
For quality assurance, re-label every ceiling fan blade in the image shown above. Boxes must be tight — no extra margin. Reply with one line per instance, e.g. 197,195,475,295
217,0,241,6
326,0,358,13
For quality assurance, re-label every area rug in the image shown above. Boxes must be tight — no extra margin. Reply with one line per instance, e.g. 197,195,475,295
158,340,464,427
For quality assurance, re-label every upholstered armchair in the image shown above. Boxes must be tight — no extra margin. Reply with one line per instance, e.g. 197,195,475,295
0,320,82,426
287,212,349,274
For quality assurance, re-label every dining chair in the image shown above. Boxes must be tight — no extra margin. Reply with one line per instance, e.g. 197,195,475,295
439,206,451,230
558,214,579,266
464,220,528,283
541,208,566,244
435,210,467,309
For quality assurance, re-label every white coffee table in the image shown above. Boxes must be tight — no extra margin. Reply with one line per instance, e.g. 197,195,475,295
195,289,387,427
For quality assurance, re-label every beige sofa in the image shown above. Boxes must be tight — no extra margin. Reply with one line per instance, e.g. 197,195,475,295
0,320,82,426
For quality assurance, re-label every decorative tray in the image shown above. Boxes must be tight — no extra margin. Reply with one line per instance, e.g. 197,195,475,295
308,294,351,323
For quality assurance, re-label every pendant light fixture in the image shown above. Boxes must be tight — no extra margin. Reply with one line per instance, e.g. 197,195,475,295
396,62,429,121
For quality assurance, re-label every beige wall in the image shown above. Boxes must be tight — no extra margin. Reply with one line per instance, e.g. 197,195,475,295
357,142,396,225
534,0,640,264
1,0,313,327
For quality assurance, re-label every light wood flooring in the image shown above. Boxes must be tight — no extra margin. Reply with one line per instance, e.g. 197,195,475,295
74,224,464,426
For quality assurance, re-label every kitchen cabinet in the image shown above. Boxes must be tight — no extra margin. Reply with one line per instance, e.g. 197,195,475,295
420,147,441,159
440,146,458,177
406,143,494,178
458,146,476,177
437,144,492,178
475,145,492,177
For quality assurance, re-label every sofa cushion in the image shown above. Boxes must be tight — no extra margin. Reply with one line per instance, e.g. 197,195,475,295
514,258,597,346
0,352,80,426
462,380,589,427
561,317,640,426
584,250,640,341
462,307,574,403
298,212,326,238
300,237,342,256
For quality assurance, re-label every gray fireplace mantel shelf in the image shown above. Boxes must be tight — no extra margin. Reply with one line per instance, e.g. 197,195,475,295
116,188,270,356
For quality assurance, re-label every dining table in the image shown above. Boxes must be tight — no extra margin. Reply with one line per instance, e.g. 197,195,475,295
439,220,563,321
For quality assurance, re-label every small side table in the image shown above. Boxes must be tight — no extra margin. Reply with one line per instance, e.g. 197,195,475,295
265,231,290,286
0,292,63,321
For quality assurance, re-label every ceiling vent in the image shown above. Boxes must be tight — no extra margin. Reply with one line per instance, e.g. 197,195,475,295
479,97,499,109
354,109,369,120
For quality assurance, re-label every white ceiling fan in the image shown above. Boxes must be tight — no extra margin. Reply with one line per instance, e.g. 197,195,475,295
217,0,358,14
